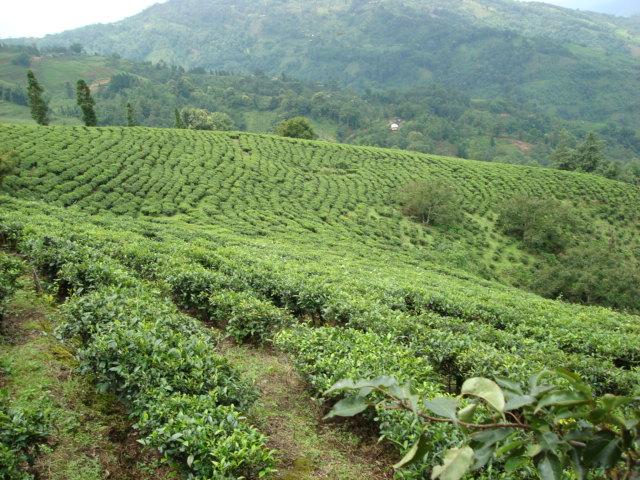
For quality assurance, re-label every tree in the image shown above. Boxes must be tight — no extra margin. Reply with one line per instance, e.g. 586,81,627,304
400,179,464,227
574,132,604,173
497,195,576,253
69,43,84,55
180,108,235,131
533,240,640,311
174,108,185,129
275,117,317,139
76,80,97,126
550,129,577,170
11,53,31,67
26,70,49,126
126,103,136,127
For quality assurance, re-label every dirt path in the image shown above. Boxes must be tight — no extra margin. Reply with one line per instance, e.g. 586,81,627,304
0,277,177,480
220,341,396,480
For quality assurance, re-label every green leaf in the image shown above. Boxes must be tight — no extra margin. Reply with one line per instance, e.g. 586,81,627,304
461,378,505,413
569,447,585,480
536,452,563,480
394,433,430,470
504,395,536,411
471,428,514,448
187,454,194,467
496,377,523,395
505,456,528,472
583,432,622,469
424,396,458,421
473,443,495,469
324,396,368,419
431,446,475,480
554,368,592,397
325,379,356,394
535,390,589,412
457,403,477,423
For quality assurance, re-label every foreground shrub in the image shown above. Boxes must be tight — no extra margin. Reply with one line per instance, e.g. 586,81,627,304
138,393,275,479
60,287,274,478
0,253,22,321
400,180,464,227
0,399,50,480
209,290,295,342
327,370,640,480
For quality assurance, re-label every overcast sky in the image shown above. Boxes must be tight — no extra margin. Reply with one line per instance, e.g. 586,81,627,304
0,0,609,39
0,0,166,38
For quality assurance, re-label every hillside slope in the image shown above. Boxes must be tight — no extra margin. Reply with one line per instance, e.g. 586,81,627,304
1,123,639,476
15,0,640,128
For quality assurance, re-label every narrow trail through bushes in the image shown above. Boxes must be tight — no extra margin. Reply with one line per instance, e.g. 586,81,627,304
0,276,177,480
220,341,396,480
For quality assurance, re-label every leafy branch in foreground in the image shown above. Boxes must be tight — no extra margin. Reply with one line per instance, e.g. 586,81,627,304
325,370,639,480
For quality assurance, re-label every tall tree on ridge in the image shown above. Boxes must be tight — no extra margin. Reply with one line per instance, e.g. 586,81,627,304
126,102,136,127
76,79,97,126
26,70,49,126
174,108,185,129
574,132,604,173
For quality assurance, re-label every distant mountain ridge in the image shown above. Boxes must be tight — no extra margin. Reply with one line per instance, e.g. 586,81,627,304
4,0,640,129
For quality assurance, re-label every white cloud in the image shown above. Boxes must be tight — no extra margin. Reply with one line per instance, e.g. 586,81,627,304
0,0,166,38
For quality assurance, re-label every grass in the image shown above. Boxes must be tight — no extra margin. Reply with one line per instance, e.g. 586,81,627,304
0,275,178,480
221,341,394,480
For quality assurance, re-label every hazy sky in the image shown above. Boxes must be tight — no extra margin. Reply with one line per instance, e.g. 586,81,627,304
1,0,166,38
0,0,609,39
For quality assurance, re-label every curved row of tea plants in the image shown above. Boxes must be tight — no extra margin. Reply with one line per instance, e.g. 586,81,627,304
2,124,639,291
0,220,275,479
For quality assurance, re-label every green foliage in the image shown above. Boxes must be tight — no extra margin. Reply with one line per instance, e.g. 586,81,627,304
496,195,576,253
209,290,295,343
533,240,640,311
326,370,640,479
0,252,22,321
126,102,136,127
180,108,235,131
0,399,50,480
0,124,640,476
0,152,17,185
26,71,48,126
11,53,30,67
275,117,316,140
76,79,96,126
400,180,464,227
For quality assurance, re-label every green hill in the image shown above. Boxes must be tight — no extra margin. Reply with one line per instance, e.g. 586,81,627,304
1,123,639,478
17,0,640,129
3,45,640,179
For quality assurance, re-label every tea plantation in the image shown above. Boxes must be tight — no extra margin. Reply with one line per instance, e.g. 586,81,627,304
1,123,639,478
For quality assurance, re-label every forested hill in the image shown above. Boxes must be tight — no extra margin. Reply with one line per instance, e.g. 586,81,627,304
14,0,640,128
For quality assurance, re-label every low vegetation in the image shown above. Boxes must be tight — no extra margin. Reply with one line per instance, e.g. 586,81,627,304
0,124,638,478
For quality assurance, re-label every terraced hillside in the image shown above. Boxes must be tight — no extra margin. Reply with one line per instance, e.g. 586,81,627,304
1,123,639,478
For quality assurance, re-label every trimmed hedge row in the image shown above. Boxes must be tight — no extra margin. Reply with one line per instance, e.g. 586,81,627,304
274,325,459,480
0,221,275,479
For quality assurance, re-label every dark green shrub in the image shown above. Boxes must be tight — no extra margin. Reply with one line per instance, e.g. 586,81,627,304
496,195,576,253
0,400,50,480
208,290,294,342
533,241,640,311
400,180,464,227
137,393,275,479
275,117,317,140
